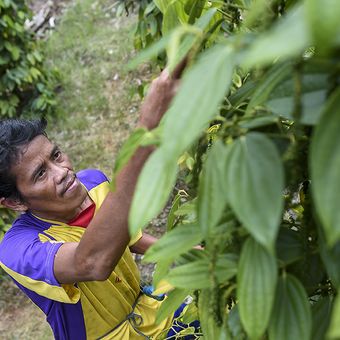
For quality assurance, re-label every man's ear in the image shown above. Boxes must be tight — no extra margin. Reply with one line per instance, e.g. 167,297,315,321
0,197,28,212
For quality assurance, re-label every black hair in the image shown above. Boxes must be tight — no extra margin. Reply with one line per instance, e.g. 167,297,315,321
0,119,47,199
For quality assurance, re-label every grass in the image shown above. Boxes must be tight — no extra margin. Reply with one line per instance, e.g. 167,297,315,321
44,0,155,175
0,0,158,338
0,280,53,339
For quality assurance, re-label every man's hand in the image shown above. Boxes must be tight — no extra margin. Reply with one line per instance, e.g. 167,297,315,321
138,59,187,130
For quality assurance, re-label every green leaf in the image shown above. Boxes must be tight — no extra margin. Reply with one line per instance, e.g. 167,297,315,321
144,224,202,263
276,228,303,265
144,1,156,15
310,89,340,246
228,305,245,339
127,34,171,70
153,259,172,288
198,140,228,236
174,199,197,223
328,294,340,339
194,7,218,32
238,238,278,339
153,0,169,13
305,0,340,54
4,41,20,60
148,15,158,36
187,0,206,24
30,67,41,79
246,62,292,115
228,80,258,109
243,0,272,28
0,54,10,65
8,94,18,106
176,248,208,266
226,133,284,251
26,53,35,65
265,72,328,125
268,274,312,340
10,46,20,60
166,254,237,289
199,289,222,338
181,302,199,324
166,25,200,73
311,296,332,340
243,5,311,68
17,11,25,20
113,128,147,175
318,226,340,287
203,10,224,47
240,115,279,130
175,326,197,337
166,8,218,72
162,2,187,35
162,44,235,158
33,50,42,62
156,288,191,324
120,8,216,71
184,0,196,15
129,148,177,236
166,192,182,231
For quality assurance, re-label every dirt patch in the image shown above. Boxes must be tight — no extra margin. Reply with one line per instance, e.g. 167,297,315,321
0,280,53,339
27,0,69,14
26,0,72,38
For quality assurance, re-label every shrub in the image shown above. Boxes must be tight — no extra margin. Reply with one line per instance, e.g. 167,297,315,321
0,207,16,280
122,0,340,338
0,0,58,118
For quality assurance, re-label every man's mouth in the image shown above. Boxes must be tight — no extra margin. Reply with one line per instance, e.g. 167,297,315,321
62,175,77,195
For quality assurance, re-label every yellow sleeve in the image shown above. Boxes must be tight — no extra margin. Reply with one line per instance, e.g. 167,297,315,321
129,229,143,246
0,261,80,303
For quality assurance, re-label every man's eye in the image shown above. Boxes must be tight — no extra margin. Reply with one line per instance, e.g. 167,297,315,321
54,151,62,160
37,169,46,178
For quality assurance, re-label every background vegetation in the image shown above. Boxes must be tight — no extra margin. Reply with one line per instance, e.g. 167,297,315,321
0,0,151,338
118,0,340,339
0,0,57,118
1,0,340,339
0,0,59,269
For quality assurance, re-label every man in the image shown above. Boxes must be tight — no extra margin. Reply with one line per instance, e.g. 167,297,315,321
0,64,197,339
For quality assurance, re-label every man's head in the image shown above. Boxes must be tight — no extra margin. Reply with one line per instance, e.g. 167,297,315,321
0,119,47,201
0,119,89,221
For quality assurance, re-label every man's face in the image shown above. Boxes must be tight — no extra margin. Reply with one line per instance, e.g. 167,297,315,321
10,135,88,222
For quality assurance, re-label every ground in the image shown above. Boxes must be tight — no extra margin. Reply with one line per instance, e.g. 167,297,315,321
0,0,167,338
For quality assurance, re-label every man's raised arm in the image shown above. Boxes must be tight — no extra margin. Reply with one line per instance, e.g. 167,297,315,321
54,63,185,284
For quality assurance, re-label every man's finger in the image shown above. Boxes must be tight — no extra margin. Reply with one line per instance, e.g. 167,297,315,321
171,57,188,80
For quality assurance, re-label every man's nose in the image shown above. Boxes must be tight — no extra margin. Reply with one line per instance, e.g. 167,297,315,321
52,163,68,184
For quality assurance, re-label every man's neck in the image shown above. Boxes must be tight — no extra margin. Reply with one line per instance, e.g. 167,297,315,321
30,195,94,223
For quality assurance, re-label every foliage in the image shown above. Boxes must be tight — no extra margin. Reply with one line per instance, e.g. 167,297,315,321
0,207,16,280
116,0,163,50
118,0,340,338
0,0,58,118
0,207,14,240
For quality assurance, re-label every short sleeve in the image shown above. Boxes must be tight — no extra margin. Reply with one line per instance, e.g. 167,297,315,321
77,169,109,191
0,226,80,304
129,229,143,246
